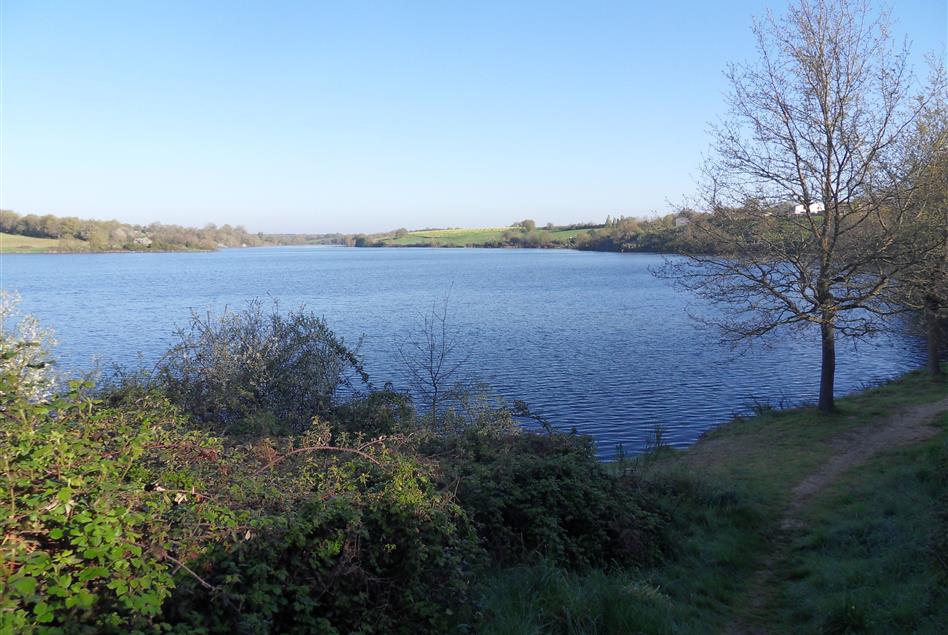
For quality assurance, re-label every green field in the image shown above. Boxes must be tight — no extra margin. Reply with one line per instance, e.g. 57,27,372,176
0,232,61,253
379,226,595,247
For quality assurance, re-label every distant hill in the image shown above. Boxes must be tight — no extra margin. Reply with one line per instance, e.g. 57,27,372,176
333,216,696,253
376,225,595,248
0,209,269,253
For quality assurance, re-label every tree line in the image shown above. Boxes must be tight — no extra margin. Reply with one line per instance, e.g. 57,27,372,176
0,209,270,251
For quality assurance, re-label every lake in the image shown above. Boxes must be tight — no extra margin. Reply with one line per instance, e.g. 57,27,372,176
0,247,925,457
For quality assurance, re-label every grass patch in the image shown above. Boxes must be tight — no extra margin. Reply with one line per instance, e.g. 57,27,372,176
774,413,948,634
478,560,676,635
0,232,61,253
657,370,948,510
381,226,592,247
476,465,766,633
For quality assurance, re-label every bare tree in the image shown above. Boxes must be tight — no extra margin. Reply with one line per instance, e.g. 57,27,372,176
660,0,941,412
396,293,470,426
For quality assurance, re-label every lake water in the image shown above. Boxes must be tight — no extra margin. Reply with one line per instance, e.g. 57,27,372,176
0,247,925,457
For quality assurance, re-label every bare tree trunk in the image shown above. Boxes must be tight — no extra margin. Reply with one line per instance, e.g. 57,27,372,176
819,319,836,413
925,295,943,378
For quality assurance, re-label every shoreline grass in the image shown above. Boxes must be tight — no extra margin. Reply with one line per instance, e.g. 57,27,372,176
477,369,948,633
0,232,61,253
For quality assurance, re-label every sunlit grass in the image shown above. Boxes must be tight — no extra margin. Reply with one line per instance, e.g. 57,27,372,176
0,232,61,253
381,226,593,246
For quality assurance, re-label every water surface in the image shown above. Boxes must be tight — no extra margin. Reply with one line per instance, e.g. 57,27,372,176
1,247,924,456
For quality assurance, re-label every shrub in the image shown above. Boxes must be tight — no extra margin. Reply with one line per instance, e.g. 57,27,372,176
156,300,368,434
1,360,481,633
331,385,415,437
2,308,673,633
0,373,229,632
165,434,482,634
428,425,666,569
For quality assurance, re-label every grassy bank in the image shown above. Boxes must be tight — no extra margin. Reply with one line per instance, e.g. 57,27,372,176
378,226,593,247
478,370,948,633
0,232,61,253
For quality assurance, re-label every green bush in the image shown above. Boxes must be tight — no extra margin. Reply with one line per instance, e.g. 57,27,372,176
331,386,415,437
428,426,666,569
2,306,674,633
165,439,482,634
0,375,229,632
1,367,482,633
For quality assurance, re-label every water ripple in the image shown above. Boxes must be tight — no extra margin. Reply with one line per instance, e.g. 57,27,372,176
0,247,925,458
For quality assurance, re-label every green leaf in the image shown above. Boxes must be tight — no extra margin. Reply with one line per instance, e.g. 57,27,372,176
78,566,110,583
11,576,37,598
33,601,53,623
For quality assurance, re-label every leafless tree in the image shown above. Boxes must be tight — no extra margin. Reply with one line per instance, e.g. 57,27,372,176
659,0,941,412
396,293,470,426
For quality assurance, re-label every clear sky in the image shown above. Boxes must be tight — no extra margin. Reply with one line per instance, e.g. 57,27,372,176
1,1,945,234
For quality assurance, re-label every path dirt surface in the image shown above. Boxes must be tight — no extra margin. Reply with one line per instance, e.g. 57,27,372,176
726,395,948,635
784,395,948,521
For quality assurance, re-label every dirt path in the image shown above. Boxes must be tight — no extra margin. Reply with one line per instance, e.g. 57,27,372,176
726,395,948,635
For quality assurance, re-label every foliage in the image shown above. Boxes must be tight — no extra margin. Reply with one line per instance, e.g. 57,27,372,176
425,425,666,569
0,367,483,633
156,301,368,435
573,214,693,253
331,386,415,437
166,432,482,634
893,70,948,377
0,373,230,633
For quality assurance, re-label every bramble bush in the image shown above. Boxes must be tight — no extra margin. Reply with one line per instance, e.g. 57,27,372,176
0,295,207,632
166,432,482,634
0,365,233,632
2,302,676,632
425,424,667,569
1,367,483,633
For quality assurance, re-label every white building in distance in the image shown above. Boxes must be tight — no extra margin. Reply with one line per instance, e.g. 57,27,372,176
792,202,825,215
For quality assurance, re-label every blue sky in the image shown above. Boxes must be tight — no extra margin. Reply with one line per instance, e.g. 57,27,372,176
2,1,945,234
